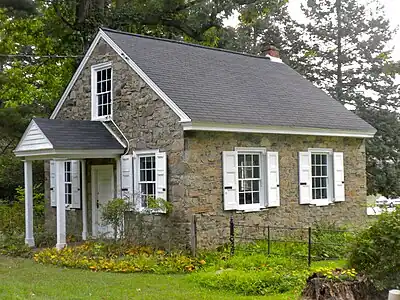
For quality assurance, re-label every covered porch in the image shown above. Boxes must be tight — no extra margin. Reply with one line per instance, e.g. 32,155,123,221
14,118,126,249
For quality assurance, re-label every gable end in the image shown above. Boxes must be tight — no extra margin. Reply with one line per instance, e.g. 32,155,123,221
14,120,53,153
50,29,191,123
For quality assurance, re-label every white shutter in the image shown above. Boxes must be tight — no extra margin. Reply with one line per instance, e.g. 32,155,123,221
223,151,238,210
71,160,81,209
156,152,167,201
267,152,280,207
333,152,345,202
299,152,312,204
120,155,133,203
50,160,56,207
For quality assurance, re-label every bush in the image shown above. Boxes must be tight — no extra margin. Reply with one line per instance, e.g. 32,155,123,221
311,222,354,259
0,185,45,237
349,209,400,289
101,198,132,241
0,235,32,257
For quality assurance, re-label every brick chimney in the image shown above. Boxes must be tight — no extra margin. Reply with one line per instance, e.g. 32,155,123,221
263,45,280,58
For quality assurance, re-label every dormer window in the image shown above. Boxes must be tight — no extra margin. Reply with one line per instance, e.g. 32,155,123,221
91,62,112,120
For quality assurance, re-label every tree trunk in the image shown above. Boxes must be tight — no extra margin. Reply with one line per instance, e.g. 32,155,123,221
302,273,387,300
336,0,343,103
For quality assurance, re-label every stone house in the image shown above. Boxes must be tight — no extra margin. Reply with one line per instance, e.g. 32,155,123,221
14,28,375,250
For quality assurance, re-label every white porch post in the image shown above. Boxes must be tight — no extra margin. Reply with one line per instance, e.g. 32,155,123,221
55,160,66,250
81,160,88,240
24,160,35,247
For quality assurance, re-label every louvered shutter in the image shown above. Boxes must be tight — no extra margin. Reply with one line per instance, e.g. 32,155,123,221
120,155,133,204
223,151,238,210
156,152,167,200
71,160,81,209
267,152,280,207
333,152,345,202
50,160,56,207
299,152,312,204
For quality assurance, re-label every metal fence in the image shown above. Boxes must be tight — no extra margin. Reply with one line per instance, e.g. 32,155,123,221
229,216,353,266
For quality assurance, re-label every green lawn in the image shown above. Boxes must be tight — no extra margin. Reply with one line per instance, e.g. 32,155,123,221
0,256,297,299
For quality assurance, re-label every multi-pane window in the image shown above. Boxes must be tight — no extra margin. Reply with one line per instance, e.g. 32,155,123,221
64,161,72,205
139,155,156,208
238,153,261,205
95,67,112,118
311,153,328,200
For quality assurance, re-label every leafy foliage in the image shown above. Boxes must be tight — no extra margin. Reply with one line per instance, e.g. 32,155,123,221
34,241,206,274
101,198,132,241
349,209,400,289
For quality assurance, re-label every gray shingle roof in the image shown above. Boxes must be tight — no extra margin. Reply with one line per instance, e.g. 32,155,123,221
103,28,375,133
34,118,124,150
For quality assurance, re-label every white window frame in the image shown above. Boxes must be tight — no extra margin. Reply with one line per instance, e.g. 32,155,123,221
91,62,113,121
235,147,266,211
64,161,72,208
309,148,334,205
133,149,160,211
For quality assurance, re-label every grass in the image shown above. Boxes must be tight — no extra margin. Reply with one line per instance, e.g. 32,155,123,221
0,256,297,299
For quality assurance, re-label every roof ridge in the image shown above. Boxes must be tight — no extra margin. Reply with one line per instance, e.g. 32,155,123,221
100,27,272,61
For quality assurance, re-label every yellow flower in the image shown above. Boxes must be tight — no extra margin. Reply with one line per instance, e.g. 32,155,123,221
199,260,206,265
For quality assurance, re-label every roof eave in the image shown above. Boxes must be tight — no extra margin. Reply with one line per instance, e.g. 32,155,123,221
182,121,376,138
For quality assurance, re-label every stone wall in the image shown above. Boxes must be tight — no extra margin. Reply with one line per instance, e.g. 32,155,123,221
47,39,188,247
183,131,367,249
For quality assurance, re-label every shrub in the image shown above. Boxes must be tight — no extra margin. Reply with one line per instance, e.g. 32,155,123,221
0,235,32,257
349,209,400,289
101,198,132,241
311,222,354,259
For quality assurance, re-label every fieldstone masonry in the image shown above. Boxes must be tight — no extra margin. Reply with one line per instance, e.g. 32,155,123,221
45,38,368,250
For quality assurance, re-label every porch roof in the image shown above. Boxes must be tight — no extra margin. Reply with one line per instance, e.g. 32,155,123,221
14,118,126,159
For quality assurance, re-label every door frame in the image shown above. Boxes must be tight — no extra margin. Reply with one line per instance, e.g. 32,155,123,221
91,165,114,237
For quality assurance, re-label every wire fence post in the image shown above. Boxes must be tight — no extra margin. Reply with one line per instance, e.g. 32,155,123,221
230,216,235,256
308,226,312,267
267,225,271,255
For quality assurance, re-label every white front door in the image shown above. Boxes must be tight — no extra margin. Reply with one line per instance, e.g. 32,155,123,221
92,165,114,237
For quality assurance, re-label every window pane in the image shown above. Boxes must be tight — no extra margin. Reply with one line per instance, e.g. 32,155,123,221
146,170,153,181
312,189,316,200
107,68,111,79
245,167,252,178
245,155,252,166
239,180,243,192
322,154,327,164
316,154,321,164
315,189,321,199
146,157,153,168
311,154,315,164
321,177,327,188
238,167,243,179
253,155,259,166
239,193,244,205
253,167,260,178
140,170,146,181
107,103,111,116
322,166,327,176
316,166,321,176
148,183,155,196
101,81,107,93
252,180,259,191
253,192,260,203
312,166,316,176
243,180,251,191
106,80,111,91
102,69,106,79
140,158,146,169
322,188,327,199
97,70,101,82
245,193,252,204
238,155,244,167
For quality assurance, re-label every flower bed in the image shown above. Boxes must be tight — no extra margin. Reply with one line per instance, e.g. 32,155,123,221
34,241,206,274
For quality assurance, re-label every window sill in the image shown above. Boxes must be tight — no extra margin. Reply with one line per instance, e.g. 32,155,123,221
92,116,112,122
235,206,268,213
